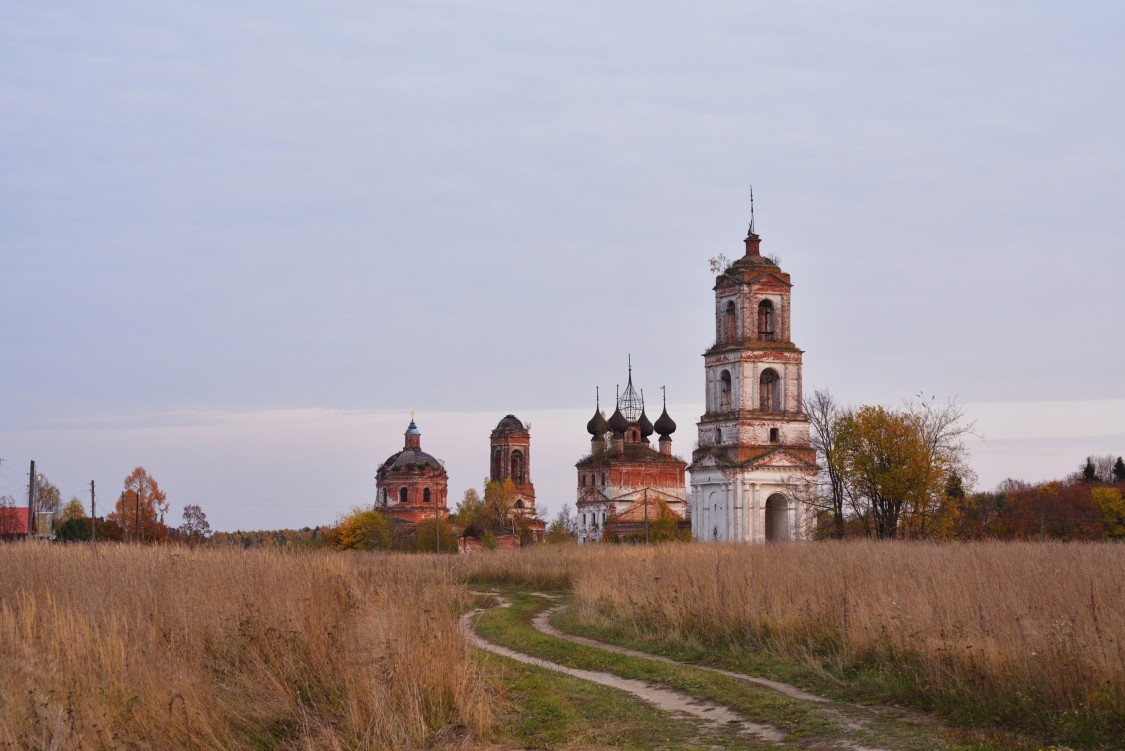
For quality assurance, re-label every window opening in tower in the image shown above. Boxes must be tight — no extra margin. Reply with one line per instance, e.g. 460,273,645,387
758,300,775,341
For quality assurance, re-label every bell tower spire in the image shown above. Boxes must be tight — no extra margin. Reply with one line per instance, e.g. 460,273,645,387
745,186,762,257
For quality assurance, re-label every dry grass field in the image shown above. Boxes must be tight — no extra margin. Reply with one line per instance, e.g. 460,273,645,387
0,543,490,750
5,540,1123,749
460,541,1125,744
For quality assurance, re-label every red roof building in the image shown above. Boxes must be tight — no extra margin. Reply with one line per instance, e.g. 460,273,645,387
0,506,30,538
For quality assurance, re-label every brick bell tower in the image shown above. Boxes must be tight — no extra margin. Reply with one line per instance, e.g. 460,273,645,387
688,198,817,542
489,415,536,517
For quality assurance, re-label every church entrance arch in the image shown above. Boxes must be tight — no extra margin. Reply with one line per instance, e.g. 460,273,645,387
765,493,789,541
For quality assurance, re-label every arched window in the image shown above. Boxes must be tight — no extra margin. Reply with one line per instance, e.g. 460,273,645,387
759,369,780,413
380,488,388,505
724,300,737,342
719,370,732,411
491,446,502,481
510,450,525,483
714,427,722,444
758,300,775,341
581,474,586,487
423,487,431,504
399,487,409,504
515,499,525,509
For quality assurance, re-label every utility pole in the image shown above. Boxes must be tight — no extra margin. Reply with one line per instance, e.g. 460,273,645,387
90,480,96,542
135,486,141,544
28,460,36,536
644,487,650,544
120,491,126,541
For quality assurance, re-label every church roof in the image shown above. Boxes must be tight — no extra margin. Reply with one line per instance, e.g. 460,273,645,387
637,407,654,437
494,414,526,431
576,442,685,468
608,406,630,434
380,449,445,473
654,406,677,437
586,409,608,436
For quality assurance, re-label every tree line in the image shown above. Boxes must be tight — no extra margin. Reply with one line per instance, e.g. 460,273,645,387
0,466,213,545
805,390,1125,541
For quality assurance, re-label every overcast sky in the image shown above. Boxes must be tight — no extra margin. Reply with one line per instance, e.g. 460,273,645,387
3,1,1123,531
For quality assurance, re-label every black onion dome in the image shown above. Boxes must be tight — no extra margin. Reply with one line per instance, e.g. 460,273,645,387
384,449,444,471
495,414,525,431
654,406,677,437
608,406,630,434
637,408,654,437
586,409,608,436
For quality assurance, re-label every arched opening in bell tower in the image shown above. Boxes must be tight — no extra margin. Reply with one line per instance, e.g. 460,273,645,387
724,300,737,342
758,300,775,341
759,369,780,412
511,450,525,483
765,494,789,541
399,487,409,504
719,370,732,411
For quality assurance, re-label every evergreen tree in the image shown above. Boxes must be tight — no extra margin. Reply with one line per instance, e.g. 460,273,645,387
1114,457,1125,483
1082,457,1098,483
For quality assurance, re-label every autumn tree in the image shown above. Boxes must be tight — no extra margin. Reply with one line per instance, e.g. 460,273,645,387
330,507,394,551
647,499,692,543
837,406,933,539
483,478,517,532
34,474,62,520
415,517,458,553
63,497,86,521
179,504,212,545
110,467,169,542
545,503,577,544
452,487,486,532
1091,487,1125,541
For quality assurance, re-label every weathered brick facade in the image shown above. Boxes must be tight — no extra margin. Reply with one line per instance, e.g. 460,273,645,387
576,374,688,543
688,222,818,542
375,418,449,524
488,414,546,540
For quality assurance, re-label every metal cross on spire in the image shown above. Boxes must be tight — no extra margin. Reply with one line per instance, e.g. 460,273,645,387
747,185,756,237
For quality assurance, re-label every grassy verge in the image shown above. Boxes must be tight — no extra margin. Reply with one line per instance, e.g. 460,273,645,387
472,589,997,751
547,603,1056,751
458,543,1125,750
480,652,773,750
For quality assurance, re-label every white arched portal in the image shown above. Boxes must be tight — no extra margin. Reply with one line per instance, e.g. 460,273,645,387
765,493,789,541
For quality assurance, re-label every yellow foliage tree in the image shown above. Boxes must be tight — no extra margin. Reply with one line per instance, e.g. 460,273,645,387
63,497,86,522
1091,487,1125,540
331,508,394,551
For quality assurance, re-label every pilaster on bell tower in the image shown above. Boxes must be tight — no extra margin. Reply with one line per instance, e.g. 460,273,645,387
688,192,817,543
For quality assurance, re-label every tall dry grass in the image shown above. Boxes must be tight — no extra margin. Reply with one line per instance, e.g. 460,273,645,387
0,543,491,750
460,541,1125,741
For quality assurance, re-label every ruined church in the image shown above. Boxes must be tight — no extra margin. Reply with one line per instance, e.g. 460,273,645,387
687,216,817,541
